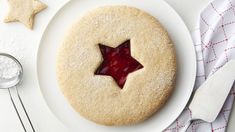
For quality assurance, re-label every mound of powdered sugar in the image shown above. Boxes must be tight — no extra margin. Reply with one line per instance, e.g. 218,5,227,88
0,55,20,80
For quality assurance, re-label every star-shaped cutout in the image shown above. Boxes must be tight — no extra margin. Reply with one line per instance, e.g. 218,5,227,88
4,0,47,29
95,40,144,89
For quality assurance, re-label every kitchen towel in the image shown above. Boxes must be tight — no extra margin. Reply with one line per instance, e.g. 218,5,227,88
164,0,235,131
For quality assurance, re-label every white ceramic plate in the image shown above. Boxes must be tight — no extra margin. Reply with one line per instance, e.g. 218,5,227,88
37,0,196,131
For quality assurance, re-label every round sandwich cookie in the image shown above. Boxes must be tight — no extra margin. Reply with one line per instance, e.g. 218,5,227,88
56,6,177,126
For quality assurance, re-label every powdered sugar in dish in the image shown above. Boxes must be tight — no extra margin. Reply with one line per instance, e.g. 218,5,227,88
0,55,20,80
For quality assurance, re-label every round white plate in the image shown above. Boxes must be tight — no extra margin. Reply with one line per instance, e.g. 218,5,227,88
37,0,196,131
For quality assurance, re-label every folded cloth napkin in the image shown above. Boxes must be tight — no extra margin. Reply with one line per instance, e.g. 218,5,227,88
164,0,235,131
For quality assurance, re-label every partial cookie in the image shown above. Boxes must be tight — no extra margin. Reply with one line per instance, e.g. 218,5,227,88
57,6,177,126
4,0,47,29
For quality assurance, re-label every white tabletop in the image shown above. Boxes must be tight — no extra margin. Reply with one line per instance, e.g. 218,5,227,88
0,0,234,132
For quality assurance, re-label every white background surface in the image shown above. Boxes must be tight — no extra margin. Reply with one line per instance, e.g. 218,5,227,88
0,0,234,132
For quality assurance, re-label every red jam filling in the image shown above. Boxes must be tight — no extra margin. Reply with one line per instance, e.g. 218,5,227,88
95,40,144,89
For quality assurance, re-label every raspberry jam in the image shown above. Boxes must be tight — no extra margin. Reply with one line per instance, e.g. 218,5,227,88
95,40,143,89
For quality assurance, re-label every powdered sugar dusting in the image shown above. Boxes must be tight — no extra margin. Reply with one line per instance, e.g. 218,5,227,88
0,55,20,80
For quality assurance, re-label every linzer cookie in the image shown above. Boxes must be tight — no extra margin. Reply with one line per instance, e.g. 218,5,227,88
56,6,177,126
